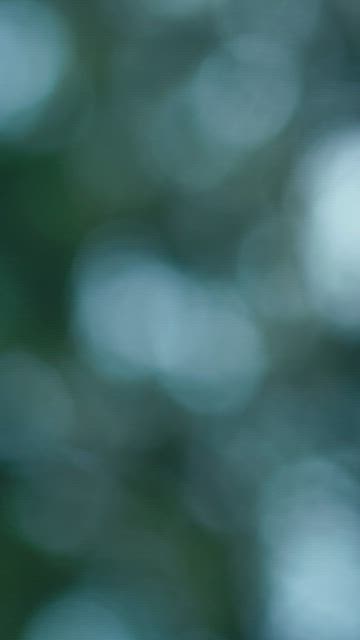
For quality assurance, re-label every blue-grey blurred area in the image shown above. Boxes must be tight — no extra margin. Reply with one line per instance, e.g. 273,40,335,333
2,0,360,638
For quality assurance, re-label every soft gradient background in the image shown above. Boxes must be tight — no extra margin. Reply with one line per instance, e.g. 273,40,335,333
1,1,360,638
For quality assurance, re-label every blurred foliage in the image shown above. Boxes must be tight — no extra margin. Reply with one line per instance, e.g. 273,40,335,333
2,1,360,639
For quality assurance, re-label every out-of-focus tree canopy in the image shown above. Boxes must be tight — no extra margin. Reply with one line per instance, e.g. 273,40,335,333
1,1,360,639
